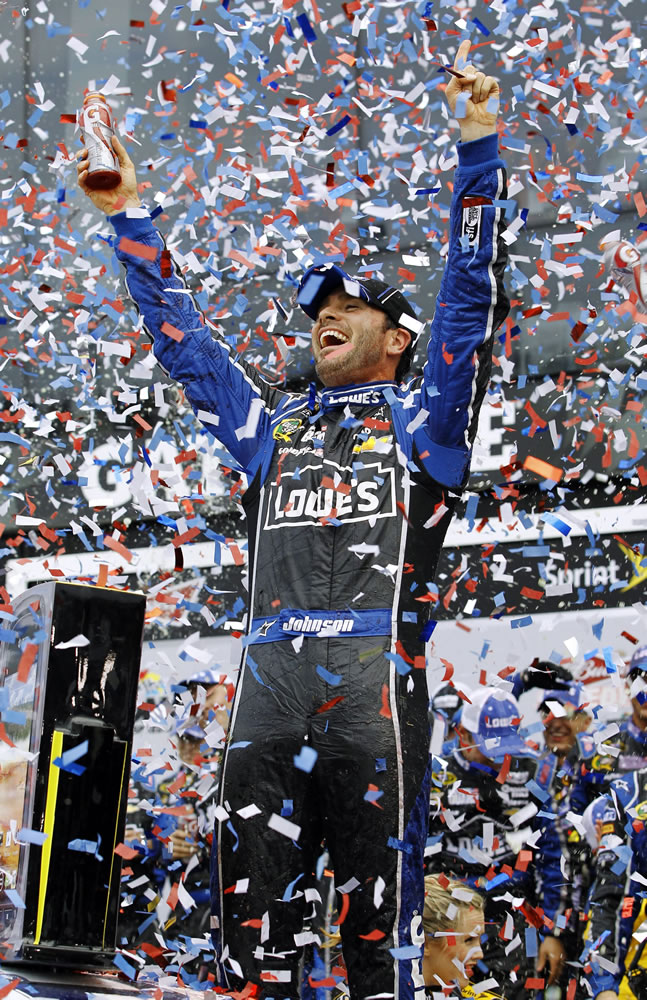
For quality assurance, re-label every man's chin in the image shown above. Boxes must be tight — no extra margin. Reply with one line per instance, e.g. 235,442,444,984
316,358,355,387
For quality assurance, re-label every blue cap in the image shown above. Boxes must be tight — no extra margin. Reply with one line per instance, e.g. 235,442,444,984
461,686,536,759
297,263,419,331
539,682,586,713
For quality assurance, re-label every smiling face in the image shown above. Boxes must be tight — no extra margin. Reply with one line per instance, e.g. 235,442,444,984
422,906,484,991
541,705,590,757
311,288,410,388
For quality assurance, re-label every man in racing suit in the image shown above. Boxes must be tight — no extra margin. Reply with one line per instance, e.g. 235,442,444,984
77,41,508,1000
583,766,647,1000
427,687,568,998
570,645,647,816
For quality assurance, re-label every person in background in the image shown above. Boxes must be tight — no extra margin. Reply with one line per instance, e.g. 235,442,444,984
422,874,502,999
120,669,233,974
535,683,593,993
427,685,567,999
571,645,647,815
429,681,463,752
582,761,647,1000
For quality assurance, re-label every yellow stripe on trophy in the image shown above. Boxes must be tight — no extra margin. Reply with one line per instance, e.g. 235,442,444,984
34,730,64,945
102,740,129,947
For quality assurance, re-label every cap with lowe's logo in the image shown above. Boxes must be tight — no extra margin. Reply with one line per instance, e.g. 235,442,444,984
461,686,536,759
297,263,421,336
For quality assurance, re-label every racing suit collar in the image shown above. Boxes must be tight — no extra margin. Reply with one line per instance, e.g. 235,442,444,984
318,380,398,411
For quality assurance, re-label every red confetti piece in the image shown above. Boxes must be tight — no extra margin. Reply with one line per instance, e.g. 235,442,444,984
440,659,454,681
316,696,345,714
379,684,391,719
17,643,38,683
103,535,133,562
522,455,563,482
495,754,511,785
161,321,185,342
114,842,139,860
118,236,159,261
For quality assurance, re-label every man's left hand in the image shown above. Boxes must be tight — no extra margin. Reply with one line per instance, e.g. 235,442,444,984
537,936,566,985
444,39,500,143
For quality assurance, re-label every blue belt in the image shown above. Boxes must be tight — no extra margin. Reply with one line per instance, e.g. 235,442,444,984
247,608,392,644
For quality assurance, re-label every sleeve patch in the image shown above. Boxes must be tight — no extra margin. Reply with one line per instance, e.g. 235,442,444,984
462,204,482,248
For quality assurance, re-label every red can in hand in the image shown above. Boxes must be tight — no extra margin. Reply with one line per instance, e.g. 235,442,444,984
78,92,121,191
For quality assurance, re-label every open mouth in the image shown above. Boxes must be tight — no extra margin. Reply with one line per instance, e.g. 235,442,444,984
319,328,350,350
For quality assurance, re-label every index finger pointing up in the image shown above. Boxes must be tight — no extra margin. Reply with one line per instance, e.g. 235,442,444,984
454,39,471,72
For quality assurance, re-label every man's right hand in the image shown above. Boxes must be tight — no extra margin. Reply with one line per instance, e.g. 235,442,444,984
77,134,142,216
522,658,572,691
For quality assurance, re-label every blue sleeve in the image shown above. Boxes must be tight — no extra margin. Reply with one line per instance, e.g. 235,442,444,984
109,212,294,477
510,671,524,700
409,133,509,489
535,813,569,930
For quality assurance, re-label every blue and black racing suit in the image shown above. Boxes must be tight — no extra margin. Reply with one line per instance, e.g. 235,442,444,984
427,745,569,999
108,132,509,1000
584,766,647,998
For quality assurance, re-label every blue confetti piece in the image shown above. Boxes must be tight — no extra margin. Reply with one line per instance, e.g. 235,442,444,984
526,779,549,803
294,745,318,772
4,888,26,909
1,709,25,725
511,616,533,628
316,664,342,686
387,836,412,854
68,838,99,854
454,92,469,120
525,926,538,958
297,272,325,307
326,114,351,137
471,16,490,35
296,12,317,43
0,432,31,449
53,739,88,774
113,952,137,980
282,872,303,902
419,620,437,642
246,654,273,690
483,872,509,890
226,820,239,851
385,651,411,675
390,945,422,960
16,828,48,846
542,512,571,535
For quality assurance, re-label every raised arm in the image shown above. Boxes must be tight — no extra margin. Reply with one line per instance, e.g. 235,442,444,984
77,137,293,476
411,41,509,489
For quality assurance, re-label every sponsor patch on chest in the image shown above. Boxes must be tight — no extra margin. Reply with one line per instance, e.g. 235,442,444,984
263,461,396,528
